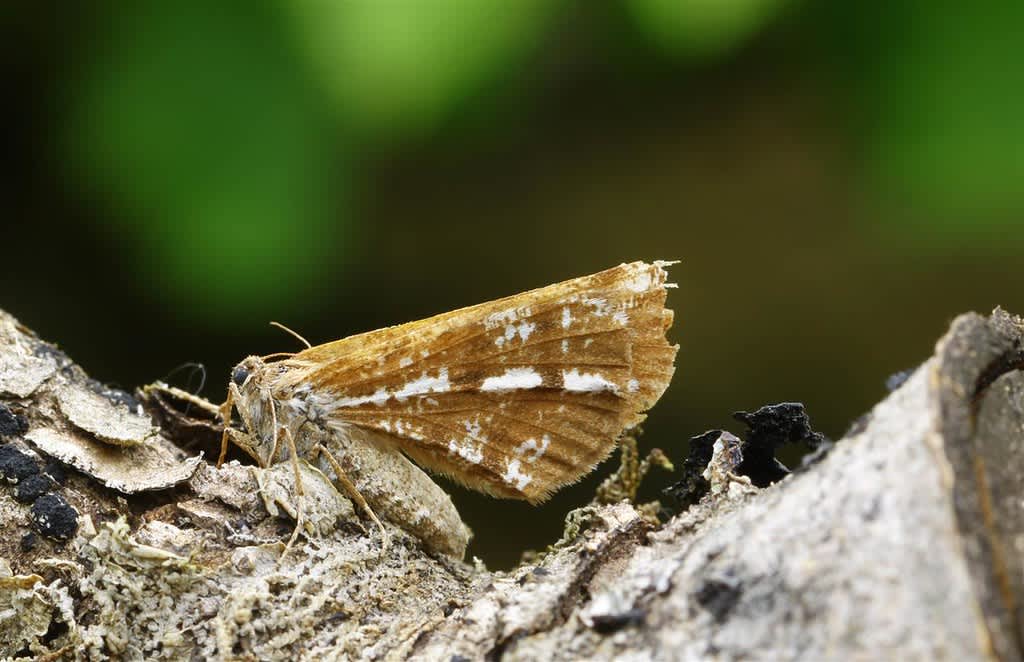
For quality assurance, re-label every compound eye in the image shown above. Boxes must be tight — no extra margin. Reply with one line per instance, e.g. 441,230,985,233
231,366,250,386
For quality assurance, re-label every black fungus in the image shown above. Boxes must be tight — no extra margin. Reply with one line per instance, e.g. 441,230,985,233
662,429,722,508
733,402,827,486
666,404,831,511
0,404,28,438
83,378,141,410
733,402,826,451
589,607,646,634
694,577,742,623
32,341,71,368
30,493,78,541
14,473,54,503
44,460,68,484
0,444,40,482
20,532,37,552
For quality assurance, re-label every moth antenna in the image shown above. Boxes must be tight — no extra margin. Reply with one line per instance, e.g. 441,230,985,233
161,362,208,394
260,351,298,362
268,398,283,469
270,321,312,349
158,363,209,417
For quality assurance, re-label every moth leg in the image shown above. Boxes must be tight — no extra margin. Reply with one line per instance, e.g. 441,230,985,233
281,423,305,496
219,383,266,467
283,506,306,556
266,395,285,469
280,425,307,556
222,426,257,455
217,383,238,468
314,443,390,552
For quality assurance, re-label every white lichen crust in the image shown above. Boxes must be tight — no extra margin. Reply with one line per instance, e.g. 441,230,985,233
25,427,201,493
56,386,158,447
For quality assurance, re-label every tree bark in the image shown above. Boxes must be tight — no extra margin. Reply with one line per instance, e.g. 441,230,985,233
0,308,1022,661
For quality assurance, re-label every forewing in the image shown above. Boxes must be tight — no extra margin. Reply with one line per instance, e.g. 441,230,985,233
282,261,678,502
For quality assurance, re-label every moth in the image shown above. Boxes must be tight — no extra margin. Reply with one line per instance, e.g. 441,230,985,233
219,261,678,557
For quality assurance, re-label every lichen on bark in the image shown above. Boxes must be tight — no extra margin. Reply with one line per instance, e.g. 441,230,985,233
0,308,1022,660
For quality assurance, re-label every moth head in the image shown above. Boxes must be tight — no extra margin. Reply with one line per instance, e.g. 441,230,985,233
227,355,273,431
229,356,267,390
231,364,249,386
226,355,276,464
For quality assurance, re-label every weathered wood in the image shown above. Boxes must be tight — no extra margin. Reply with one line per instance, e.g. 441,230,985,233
0,308,1022,660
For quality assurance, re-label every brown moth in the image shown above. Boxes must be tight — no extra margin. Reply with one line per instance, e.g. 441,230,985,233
220,261,678,558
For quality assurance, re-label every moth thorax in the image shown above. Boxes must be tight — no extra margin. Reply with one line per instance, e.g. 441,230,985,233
274,383,333,427
233,391,277,463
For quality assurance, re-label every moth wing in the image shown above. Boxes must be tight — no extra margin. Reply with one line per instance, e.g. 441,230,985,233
282,261,677,502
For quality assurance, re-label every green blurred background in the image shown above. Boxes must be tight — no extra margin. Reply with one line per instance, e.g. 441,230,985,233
2,1,1022,568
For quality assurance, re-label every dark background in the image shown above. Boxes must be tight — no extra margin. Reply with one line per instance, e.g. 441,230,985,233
3,2,1022,568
